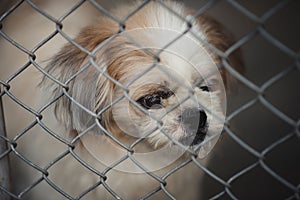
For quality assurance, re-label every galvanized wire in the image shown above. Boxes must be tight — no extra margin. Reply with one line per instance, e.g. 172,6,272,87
0,0,299,199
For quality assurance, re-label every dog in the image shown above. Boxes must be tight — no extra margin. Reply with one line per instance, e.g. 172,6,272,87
3,1,241,199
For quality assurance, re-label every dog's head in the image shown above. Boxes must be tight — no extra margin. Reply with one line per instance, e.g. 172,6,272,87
42,1,242,162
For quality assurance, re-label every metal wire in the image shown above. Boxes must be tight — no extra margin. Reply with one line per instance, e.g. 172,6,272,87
0,0,299,199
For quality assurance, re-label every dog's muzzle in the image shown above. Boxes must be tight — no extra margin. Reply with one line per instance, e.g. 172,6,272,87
180,108,208,146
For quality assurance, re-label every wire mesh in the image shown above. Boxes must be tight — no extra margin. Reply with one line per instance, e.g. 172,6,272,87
0,0,299,200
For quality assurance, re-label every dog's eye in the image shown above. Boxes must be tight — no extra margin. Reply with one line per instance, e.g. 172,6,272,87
138,94,162,109
137,91,173,109
200,86,210,92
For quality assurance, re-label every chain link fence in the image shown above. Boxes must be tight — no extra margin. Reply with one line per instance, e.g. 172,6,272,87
0,0,299,199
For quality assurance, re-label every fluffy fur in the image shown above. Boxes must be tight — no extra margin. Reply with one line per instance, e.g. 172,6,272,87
6,1,241,199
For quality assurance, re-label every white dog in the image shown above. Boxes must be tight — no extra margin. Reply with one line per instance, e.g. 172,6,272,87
2,1,241,199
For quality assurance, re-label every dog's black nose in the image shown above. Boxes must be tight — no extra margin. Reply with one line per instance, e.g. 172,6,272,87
181,109,207,130
181,109,207,146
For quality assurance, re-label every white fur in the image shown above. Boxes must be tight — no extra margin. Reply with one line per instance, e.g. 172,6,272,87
2,1,232,200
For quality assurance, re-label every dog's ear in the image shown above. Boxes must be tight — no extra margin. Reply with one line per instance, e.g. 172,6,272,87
41,19,118,133
195,15,244,92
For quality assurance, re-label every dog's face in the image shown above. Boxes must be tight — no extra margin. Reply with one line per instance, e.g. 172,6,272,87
112,63,225,150
108,29,227,158
43,1,241,164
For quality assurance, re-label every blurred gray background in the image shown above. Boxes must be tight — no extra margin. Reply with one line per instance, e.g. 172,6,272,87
1,0,299,199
